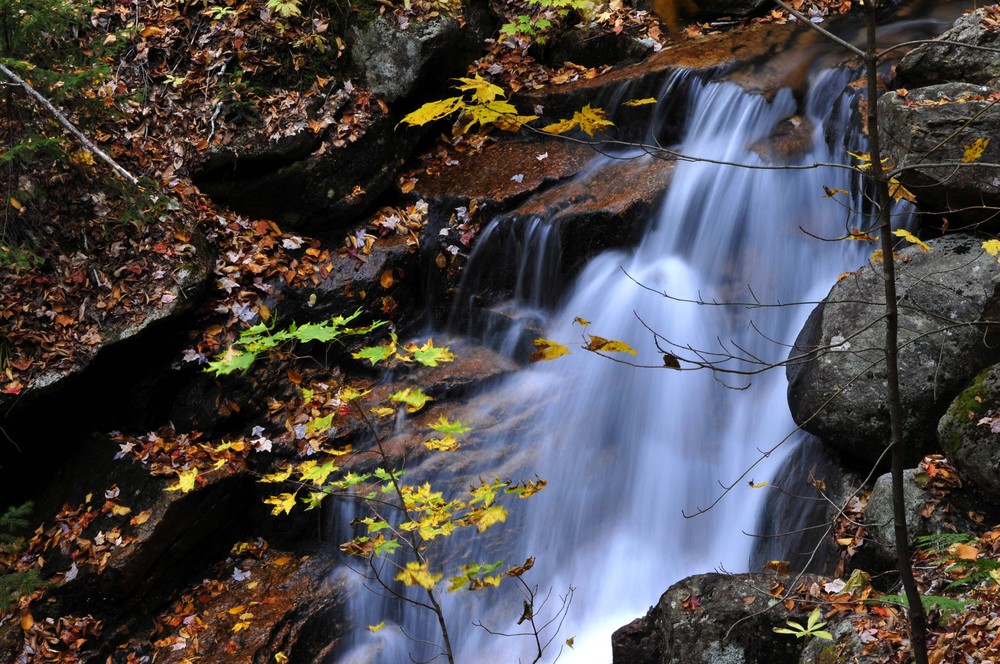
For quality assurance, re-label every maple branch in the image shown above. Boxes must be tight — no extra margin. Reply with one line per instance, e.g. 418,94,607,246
0,63,140,187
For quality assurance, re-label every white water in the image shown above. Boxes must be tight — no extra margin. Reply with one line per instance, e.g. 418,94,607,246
337,68,883,663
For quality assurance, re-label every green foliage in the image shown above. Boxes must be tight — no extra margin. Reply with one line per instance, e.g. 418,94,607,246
205,311,386,376
500,0,596,42
772,608,833,640
881,593,972,618
0,503,46,612
266,0,303,19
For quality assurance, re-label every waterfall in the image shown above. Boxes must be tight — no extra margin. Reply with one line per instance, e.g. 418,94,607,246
336,64,887,663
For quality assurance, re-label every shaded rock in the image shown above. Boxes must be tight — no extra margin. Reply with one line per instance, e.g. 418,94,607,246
27,435,258,615
750,434,866,577
611,572,818,663
547,27,656,68
274,233,423,330
939,364,1000,500
0,229,212,419
857,468,980,571
194,110,422,231
103,549,345,663
879,83,1000,228
786,234,1000,466
695,0,770,19
350,2,495,102
896,7,1000,88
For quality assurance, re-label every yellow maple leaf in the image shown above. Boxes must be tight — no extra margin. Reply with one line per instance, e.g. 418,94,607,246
474,505,507,532
888,178,916,204
585,335,638,355
395,561,442,591
962,137,990,163
982,239,1000,256
423,435,460,451
454,75,505,104
398,96,465,127
892,228,930,252
264,492,298,516
260,466,293,483
539,116,578,135
166,468,198,493
622,97,658,107
530,338,571,362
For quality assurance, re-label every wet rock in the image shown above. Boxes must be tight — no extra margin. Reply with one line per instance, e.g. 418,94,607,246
749,115,815,163
786,235,1000,466
750,435,865,577
521,20,835,129
413,138,597,219
506,153,674,278
350,1,495,102
611,572,817,663
896,7,1000,88
938,364,1000,500
878,83,1000,228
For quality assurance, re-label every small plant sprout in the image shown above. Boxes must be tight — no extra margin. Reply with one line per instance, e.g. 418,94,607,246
772,608,833,640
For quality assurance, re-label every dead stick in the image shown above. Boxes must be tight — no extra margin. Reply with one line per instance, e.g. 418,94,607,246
0,63,140,186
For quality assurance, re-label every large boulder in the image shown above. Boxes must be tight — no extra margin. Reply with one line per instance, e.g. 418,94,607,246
786,235,1000,466
879,83,1000,228
349,2,495,102
896,7,1000,88
611,572,816,664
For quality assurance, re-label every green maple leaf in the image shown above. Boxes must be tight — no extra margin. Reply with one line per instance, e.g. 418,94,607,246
405,339,456,367
429,416,472,435
390,387,432,412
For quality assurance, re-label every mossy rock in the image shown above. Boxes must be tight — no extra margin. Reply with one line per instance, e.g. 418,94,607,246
938,364,1000,499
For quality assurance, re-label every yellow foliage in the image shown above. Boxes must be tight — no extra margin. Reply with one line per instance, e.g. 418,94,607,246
963,137,990,163
530,338,571,362
264,492,298,516
541,104,614,137
623,97,658,107
585,335,638,355
454,75,504,104
166,468,198,493
892,229,930,252
982,239,1000,257
395,561,443,590
260,466,293,483
474,505,508,532
398,96,464,127
423,434,460,451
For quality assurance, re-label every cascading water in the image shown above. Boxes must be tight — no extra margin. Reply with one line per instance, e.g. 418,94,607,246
337,62,890,663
